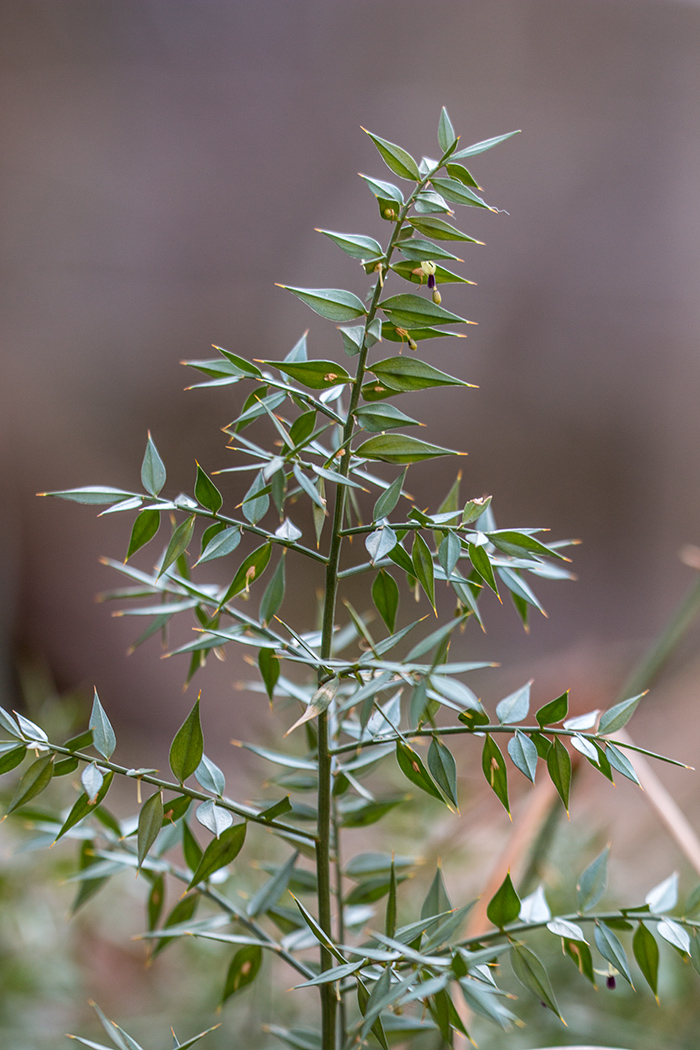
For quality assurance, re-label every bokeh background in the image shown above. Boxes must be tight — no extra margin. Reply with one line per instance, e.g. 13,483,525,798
3,1,700,1047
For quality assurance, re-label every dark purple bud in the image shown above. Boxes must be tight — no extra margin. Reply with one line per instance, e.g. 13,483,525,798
428,274,436,290
606,974,616,990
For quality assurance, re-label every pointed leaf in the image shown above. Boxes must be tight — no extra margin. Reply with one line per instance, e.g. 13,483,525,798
248,851,298,917
222,944,263,1002
355,403,421,432
535,691,569,727
81,763,105,804
496,681,531,724
126,509,160,560
372,570,399,632
169,698,204,783
194,754,226,797
507,730,538,782
594,921,633,985
90,689,117,760
547,737,571,811
645,872,678,914
379,293,468,329
221,543,272,604
577,846,609,912
511,945,561,1018
452,129,520,159
657,918,690,953
357,434,461,464
437,107,457,153
366,525,397,564
196,799,233,837
369,355,471,392
633,922,659,998
6,755,54,814
481,734,509,814
395,741,444,802
158,515,195,577
372,470,406,520
137,791,164,869
316,229,383,260
195,526,242,566
363,128,420,180
260,557,286,626
194,463,223,513
486,872,520,927
427,737,458,810
188,822,247,888
276,286,366,323
599,692,645,735
141,432,166,497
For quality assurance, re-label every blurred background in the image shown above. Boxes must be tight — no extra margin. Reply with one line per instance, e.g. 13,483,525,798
2,0,700,1046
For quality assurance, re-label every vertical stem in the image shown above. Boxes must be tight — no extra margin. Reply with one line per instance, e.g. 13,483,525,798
315,161,442,1048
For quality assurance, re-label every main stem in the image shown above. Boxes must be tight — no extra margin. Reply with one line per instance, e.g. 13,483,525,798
315,166,439,1048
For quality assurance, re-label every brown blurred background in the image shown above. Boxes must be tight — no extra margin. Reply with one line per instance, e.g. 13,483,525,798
2,0,700,744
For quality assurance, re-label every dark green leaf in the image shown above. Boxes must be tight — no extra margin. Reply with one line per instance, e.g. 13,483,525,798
536,691,569,727
468,541,499,596
379,292,468,329
258,648,280,701
215,345,263,376
221,543,272,604
482,735,509,814
357,434,461,464
486,872,520,927
55,771,115,841
363,128,420,180
169,698,204,783
259,796,293,822
188,822,247,888
126,509,160,560
445,161,480,188
147,874,165,930
158,515,195,578
385,860,397,937
369,357,471,396
598,692,645,735
633,922,659,998
427,737,458,811
577,846,609,912
276,286,366,323
547,737,572,811
289,410,317,446
137,791,164,869
373,470,406,520
141,432,167,497
6,755,54,814
396,741,444,802
408,215,480,242
222,944,263,1002
410,531,435,609
372,570,399,632
260,556,285,626
563,937,596,984
194,463,223,513
0,744,26,775
90,689,117,760
594,921,633,986
511,945,561,1018
152,892,199,958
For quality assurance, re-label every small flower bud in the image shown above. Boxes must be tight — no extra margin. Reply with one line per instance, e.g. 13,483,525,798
383,207,397,220
432,289,442,305
408,337,418,351
606,975,616,990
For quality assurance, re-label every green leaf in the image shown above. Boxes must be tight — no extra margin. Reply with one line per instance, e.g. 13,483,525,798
487,872,520,927
577,846,609,912
260,556,286,626
372,570,399,632
359,172,404,205
379,293,468,329
194,463,223,513
547,737,572,811
598,692,645,735
151,891,199,958
248,851,298,917
0,706,21,739
222,944,263,1002
511,945,561,1018
362,128,420,181
594,921,633,986
606,742,640,785
373,470,406,520
409,215,480,242
316,228,383,260
633,922,659,998
563,937,596,984
355,403,420,432
195,525,242,566
412,532,436,608
395,741,444,803
482,735,509,814
429,177,491,209
445,162,480,188
141,432,167,496
286,678,339,735
267,358,352,391
438,532,461,580
437,107,457,153
137,791,164,870
126,509,160,560
258,648,280,702
427,737,458,811
276,286,366,323
0,744,26,775
90,689,117,760
188,822,247,888
357,434,461,464
496,681,531,724
468,541,498,595
169,1025,221,1050
158,515,195,577
241,470,269,525
535,691,569,727
41,485,134,505
385,860,397,936
451,129,520,159
6,755,54,814
55,771,115,841
507,730,538,782
221,543,272,604
369,356,471,393
169,698,204,783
